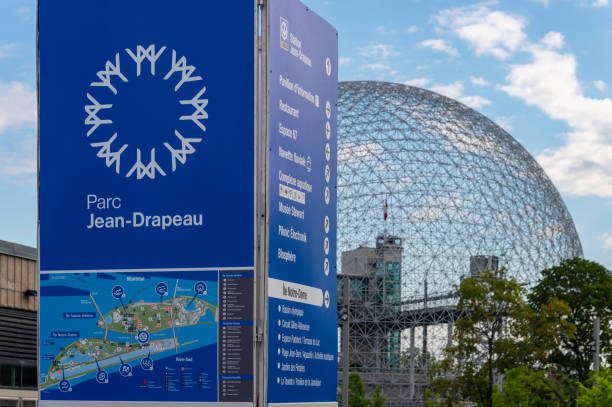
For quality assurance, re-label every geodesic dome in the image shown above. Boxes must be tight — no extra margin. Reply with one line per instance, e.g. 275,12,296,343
337,81,583,300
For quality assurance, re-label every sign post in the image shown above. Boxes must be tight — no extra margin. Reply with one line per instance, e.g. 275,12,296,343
38,1,257,405
38,1,337,406
266,1,338,405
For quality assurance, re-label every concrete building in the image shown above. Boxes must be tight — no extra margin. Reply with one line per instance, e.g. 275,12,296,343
0,240,37,407
338,235,412,403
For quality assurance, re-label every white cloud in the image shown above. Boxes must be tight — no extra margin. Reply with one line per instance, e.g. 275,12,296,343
405,25,418,34
16,7,33,21
358,42,399,75
459,95,492,109
495,116,513,132
361,62,390,71
0,81,36,177
430,81,491,110
436,4,526,60
501,45,612,197
0,141,36,176
0,81,36,133
339,57,351,66
540,31,564,49
431,81,465,99
419,39,459,57
404,78,430,87
592,0,609,7
601,233,612,250
0,43,16,58
359,42,399,59
594,80,606,92
435,3,612,197
470,76,491,87
338,142,383,163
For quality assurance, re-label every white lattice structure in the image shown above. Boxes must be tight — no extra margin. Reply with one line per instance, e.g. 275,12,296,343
336,81,583,406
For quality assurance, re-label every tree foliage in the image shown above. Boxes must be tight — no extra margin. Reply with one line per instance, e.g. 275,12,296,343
577,369,612,407
348,372,370,407
492,366,571,407
529,258,612,384
371,385,387,407
428,268,575,407
429,269,533,407
427,258,610,406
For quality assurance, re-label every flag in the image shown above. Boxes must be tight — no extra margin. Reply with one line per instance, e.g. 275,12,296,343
384,198,388,221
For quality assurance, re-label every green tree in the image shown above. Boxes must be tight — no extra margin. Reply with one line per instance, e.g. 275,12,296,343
577,368,612,407
429,269,534,407
348,372,370,407
429,269,574,407
529,258,612,384
492,366,569,407
371,385,387,407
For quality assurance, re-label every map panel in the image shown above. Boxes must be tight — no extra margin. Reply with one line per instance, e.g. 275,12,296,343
40,270,220,402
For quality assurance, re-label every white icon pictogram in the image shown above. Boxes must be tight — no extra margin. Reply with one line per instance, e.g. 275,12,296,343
90,53,128,95
125,148,166,179
164,50,203,91
90,133,127,174
125,45,166,76
85,93,112,137
180,86,208,132
164,130,202,172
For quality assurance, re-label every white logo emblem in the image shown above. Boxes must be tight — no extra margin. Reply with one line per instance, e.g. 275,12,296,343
280,17,290,51
280,17,289,41
84,44,207,180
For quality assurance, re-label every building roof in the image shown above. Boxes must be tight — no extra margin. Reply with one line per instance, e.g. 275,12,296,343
0,239,37,261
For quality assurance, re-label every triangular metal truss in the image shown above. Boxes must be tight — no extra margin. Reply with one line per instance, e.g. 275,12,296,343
335,81,583,406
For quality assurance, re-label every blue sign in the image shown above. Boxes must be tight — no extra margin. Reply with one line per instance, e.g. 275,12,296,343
39,0,254,271
38,0,256,405
267,0,338,403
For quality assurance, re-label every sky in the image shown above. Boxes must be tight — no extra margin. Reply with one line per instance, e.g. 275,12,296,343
0,0,611,269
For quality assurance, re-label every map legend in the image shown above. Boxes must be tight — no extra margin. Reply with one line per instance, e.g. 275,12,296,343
218,270,254,402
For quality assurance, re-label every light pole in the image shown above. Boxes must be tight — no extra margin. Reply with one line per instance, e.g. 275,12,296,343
341,275,350,407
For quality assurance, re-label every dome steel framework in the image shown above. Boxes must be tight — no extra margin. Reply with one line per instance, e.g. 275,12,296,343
336,81,583,406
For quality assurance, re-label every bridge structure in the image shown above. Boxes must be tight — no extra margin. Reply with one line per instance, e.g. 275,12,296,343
336,236,493,406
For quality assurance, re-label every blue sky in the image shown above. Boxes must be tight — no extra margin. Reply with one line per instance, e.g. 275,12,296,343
1,0,611,269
